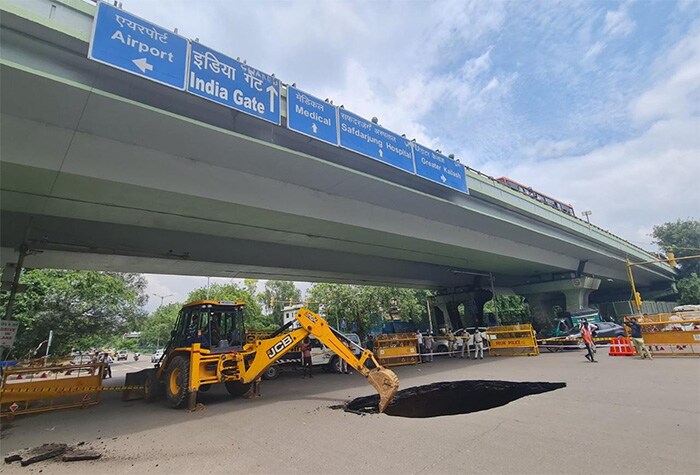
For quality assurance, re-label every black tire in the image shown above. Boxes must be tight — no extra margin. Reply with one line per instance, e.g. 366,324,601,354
328,355,341,373
262,365,280,380
165,356,190,409
143,369,164,402
225,380,252,398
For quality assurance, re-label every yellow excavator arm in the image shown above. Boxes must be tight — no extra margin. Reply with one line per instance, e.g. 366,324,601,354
240,308,399,412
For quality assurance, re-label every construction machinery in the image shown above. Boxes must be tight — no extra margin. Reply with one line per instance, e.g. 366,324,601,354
124,300,399,412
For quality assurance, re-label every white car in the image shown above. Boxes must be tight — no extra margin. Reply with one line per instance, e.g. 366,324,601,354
151,348,165,363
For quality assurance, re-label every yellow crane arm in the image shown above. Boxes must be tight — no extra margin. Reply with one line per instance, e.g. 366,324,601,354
239,308,399,412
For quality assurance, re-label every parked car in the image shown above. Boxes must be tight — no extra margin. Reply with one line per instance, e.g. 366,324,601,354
116,350,128,361
151,348,165,363
566,321,626,340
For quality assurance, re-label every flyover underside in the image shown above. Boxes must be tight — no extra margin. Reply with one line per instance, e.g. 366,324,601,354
0,12,676,291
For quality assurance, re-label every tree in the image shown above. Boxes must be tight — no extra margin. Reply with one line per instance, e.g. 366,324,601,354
140,303,180,347
257,280,301,325
484,295,530,325
652,219,700,278
0,269,148,357
307,283,427,338
652,219,700,304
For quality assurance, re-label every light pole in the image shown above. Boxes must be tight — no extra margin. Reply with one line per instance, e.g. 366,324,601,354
152,293,173,307
581,210,592,224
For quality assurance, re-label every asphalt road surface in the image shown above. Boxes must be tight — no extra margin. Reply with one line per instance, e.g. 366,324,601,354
1,351,699,474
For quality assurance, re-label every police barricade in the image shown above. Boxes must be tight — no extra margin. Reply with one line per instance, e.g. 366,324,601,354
373,333,419,367
487,324,539,356
635,313,700,357
1,358,105,418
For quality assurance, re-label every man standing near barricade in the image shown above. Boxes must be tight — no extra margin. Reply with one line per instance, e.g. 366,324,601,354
423,332,434,362
460,332,470,359
473,328,485,360
446,329,456,358
625,317,653,360
416,330,424,360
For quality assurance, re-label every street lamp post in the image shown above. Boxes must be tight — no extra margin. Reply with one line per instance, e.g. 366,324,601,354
581,210,592,223
152,293,173,307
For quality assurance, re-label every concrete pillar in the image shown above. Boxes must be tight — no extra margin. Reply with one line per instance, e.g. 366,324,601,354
560,276,601,311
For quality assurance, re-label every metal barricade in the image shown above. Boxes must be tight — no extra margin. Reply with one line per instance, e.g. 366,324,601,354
373,333,419,367
487,324,539,356
1,358,104,417
635,313,700,357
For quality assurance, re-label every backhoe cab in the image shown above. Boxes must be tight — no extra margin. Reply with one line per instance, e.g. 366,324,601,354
125,300,399,412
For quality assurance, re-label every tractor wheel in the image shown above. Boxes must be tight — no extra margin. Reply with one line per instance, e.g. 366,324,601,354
225,380,252,398
165,356,190,409
328,355,341,373
143,369,164,402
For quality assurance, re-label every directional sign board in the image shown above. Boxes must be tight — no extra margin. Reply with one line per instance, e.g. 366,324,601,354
287,86,338,145
413,143,469,193
0,320,19,348
187,42,280,124
339,109,415,173
88,2,189,89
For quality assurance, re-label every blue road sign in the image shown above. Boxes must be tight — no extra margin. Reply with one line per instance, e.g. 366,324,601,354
287,86,338,145
187,42,280,125
88,2,188,90
338,109,415,173
413,143,469,193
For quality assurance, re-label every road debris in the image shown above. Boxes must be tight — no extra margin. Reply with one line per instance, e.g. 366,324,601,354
4,442,102,467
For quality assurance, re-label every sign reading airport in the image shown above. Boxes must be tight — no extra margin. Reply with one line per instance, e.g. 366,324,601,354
187,42,280,124
338,109,415,174
88,1,189,89
287,86,338,145
413,143,469,193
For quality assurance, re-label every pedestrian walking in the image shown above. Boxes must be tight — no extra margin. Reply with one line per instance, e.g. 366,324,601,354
446,330,456,358
423,332,434,362
581,319,597,363
301,337,313,378
473,328,485,359
624,317,653,359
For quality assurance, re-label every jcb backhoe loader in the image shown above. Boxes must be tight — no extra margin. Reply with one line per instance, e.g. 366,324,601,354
125,300,399,412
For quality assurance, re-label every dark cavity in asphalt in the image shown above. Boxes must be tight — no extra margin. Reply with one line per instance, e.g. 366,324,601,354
345,380,566,418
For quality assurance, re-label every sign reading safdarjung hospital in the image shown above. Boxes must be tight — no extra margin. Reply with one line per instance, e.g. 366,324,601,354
286,86,338,145
338,109,415,173
88,2,189,90
187,42,280,125
413,143,469,193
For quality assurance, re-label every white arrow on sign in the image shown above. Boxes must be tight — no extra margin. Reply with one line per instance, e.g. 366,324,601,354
132,57,153,73
440,174,447,183
311,123,318,134
378,148,383,158
267,85,278,113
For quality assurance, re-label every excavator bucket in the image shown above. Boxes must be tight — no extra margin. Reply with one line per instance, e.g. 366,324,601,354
367,367,399,412
122,369,148,401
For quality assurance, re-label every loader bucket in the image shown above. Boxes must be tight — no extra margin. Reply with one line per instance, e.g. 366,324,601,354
122,369,149,401
367,367,399,412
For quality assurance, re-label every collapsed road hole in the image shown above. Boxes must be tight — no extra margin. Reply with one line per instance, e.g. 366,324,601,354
345,380,566,418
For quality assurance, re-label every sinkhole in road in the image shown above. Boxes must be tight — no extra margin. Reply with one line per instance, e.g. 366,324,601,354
345,380,566,418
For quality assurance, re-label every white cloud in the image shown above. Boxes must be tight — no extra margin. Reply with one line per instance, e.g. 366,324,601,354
522,139,579,159
584,41,607,61
604,5,636,38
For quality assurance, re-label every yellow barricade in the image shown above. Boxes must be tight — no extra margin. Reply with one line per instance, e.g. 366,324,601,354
1,359,104,417
634,314,700,357
487,324,539,356
374,333,419,367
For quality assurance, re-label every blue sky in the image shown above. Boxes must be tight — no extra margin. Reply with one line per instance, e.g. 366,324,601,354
122,0,700,311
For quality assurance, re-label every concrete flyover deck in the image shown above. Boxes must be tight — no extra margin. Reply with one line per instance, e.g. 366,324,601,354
0,0,675,298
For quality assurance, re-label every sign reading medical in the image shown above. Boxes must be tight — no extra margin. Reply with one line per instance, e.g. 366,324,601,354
338,110,415,173
413,143,469,193
0,320,19,348
187,42,280,125
286,86,338,145
88,2,189,89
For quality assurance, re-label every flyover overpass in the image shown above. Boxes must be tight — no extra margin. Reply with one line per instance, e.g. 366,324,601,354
0,0,676,323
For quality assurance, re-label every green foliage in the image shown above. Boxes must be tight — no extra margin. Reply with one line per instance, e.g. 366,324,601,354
307,283,427,337
140,303,180,346
257,280,301,326
0,269,147,357
484,295,530,325
652,219,700,278
676,274,700,305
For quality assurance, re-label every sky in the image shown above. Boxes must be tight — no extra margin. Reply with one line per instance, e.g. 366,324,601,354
116,0,700,313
